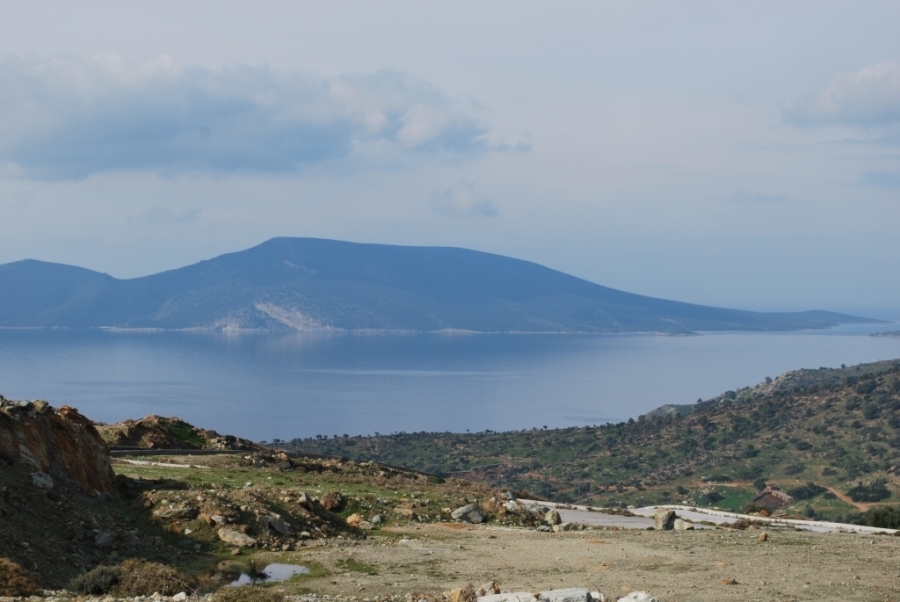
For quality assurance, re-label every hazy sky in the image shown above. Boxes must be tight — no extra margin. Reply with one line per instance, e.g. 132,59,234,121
1,2,898,316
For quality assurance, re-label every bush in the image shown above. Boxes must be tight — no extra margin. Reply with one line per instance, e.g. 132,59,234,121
0,558,42,597
69,565,120,595
69,559,195,597
787,482,827,500
701,491,724,505
847,480,892,503
852,506,900,529
115,559,196,596
215,586,286,602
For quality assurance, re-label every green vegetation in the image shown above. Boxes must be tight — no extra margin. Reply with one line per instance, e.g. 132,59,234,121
163,420,206,448
287,360,900,519
336,558,378,575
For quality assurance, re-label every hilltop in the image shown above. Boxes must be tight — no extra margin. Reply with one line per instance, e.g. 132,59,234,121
287,359,900,521
0,237,874,333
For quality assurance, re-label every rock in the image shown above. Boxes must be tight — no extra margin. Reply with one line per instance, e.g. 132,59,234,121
478,581,500,596
32,400,50,414
173,592,188,602
394,507,419,520
94,531,115,549
544,509,562,525
261,514,291,535
539,588,592,602
346,513,364,527
758,531,768,542
721,578,737,585
479,593,538,602
589,592,606,602
450,586,477,602
536,525,551,532
503,500,520,512
370,514,383,524
451,504,484,524
211,514,227,526
654,508,677,530
616,593,658,602
153,505,199,520
502,491,516,500
673,518,693,531
31,472,54,489
217,528,256,547
358,521,374,530
552,522,581,532
321,491,345,511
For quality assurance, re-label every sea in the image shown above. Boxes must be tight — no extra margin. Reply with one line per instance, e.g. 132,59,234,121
0,323,898,442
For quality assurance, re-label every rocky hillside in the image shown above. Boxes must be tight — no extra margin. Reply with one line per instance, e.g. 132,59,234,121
97,415,262,451
287,359,900,518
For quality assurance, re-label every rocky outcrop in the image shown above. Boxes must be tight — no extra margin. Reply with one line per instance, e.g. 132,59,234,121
0,398,116,493
95,415,261,451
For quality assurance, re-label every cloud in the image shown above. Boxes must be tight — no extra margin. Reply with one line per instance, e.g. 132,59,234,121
128,205,201,224
430,180,497,218
785,63,900,127
0,55,507,180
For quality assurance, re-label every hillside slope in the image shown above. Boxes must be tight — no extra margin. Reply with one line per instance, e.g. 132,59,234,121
0,237,874,332
286,359,900,518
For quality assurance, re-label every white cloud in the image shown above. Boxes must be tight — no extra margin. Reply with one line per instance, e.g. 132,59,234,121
429,180,497,218
786,63,900,127
0,55,503,180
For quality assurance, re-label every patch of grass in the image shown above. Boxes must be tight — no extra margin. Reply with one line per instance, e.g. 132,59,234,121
164,421,206,448
336,558,378,575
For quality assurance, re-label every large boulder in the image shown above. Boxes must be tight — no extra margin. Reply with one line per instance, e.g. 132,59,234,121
654,508,677,530
544,509,562,525
479,594,538,602
217,528,257,547
451,504,485,524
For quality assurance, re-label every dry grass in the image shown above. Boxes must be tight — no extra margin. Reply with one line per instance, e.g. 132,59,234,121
114,558,197,596
213,585,286,602
0,558,42,597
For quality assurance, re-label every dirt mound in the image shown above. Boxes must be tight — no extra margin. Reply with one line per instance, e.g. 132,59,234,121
97,415,261,451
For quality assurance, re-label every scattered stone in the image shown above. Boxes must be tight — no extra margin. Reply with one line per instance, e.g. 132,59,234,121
503,500,520,513
218,528,256,547
544,510,562,525
321,492,345,511
347,513,364,527
758,531,768,542
539,588,592,602
153,504,199,519
173,592,188,602
261,514,292,535
394,507,419,520
478,581,500,596
673,518,693,531
536,525,552,532
30,472,54,489
616,593,658,602
358,521,375,530
721,578,737,585
32,400,50,414
94,531,115,549
370,514,383,524
451,504,484,524
654,509,677,530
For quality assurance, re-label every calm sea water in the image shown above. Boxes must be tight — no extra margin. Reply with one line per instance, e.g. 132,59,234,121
0,324,898,441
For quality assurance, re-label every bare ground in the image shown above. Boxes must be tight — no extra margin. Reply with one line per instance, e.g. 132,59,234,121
266,523,900,602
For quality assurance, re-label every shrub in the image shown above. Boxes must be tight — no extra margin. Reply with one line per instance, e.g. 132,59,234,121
69,564,120,595
847,480,892,503
852,506,900,529
215,586,286,602
115,559,197,596
0,558,42,597
787,482,827,500
701,491,724,505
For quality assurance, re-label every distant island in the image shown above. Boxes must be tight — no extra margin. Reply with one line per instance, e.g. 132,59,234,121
0,237,877,333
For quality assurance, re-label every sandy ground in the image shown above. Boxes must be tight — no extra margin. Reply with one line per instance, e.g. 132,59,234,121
265,522,900,602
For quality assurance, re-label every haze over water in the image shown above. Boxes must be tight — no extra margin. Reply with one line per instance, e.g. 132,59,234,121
0,324,897,442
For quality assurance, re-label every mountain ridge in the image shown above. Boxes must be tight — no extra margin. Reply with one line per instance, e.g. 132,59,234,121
0,237,876,333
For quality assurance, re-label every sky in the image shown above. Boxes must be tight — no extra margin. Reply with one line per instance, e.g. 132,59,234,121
1,1,899,317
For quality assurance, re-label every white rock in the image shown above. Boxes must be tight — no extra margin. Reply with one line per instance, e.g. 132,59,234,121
173,592,188,602
31,472,54,489
479,593,538,602
539,588,592,602
617,592,659,602
217,528,257,547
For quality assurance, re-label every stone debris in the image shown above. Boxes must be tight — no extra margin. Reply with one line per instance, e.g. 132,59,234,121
30,471,54,489
758,531,768,542
451,504,485,524
539,588,592,602
673,518,693,531
544,510,562,525
479,593,538,602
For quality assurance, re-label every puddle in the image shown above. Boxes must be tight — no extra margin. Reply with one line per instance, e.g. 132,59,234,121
230,563,310,586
